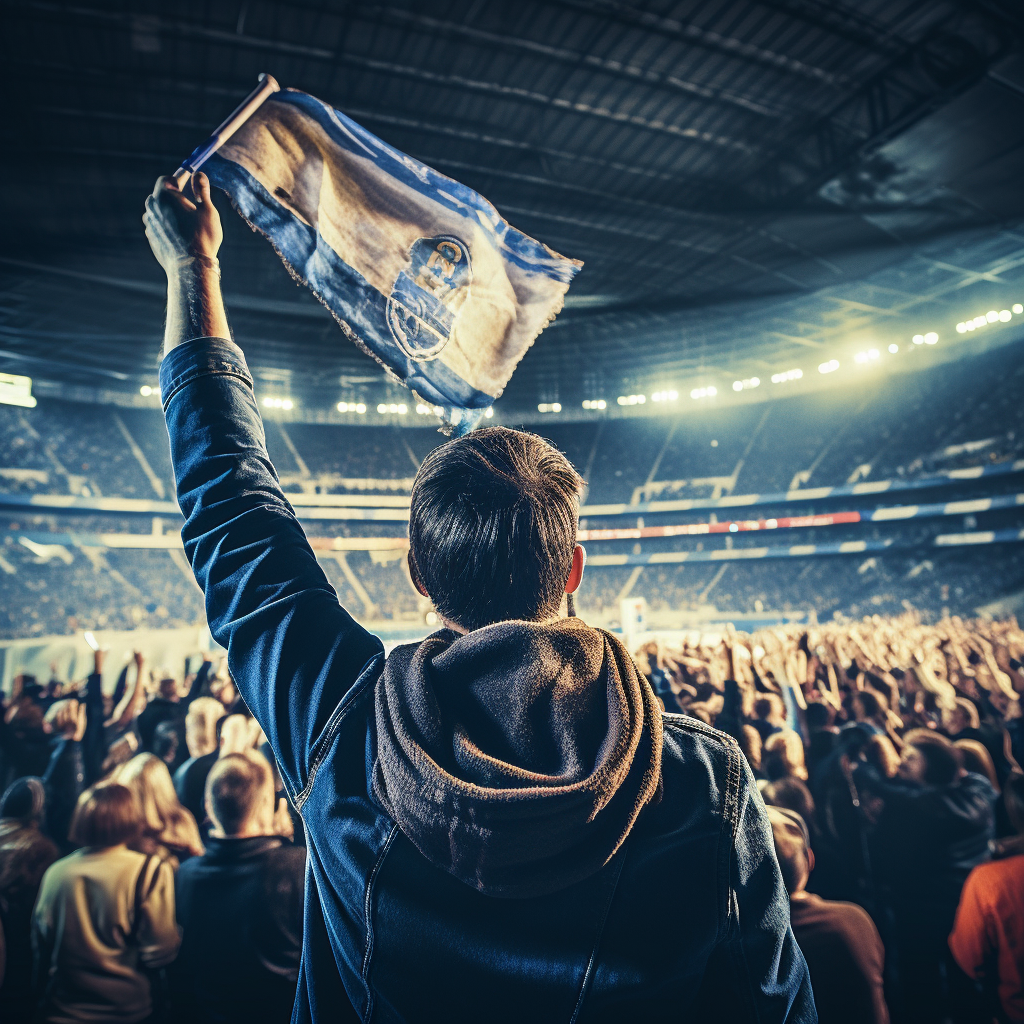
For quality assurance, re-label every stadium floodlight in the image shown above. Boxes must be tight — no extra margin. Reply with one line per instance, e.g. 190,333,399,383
733,377,760,392
582,399,607,410
854,349,881,364
415,403,432,415
770,369,803,383
263,396,294,409
484,407,494,418
924,333,937,345
956,323,967,333
0,372,37,408
377,403,387,413
690,386,717,400
974,316,987,327
616,394,646,406
987,310,999,323
818,359,840,374
651,389,679,402
912,335,924,344
140,385,153,396
888,344,899,353
1000,310,1012,322
537,402,561,413
1014,304,1023,314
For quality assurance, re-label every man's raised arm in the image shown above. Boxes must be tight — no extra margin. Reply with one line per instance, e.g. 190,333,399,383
144,175,383,801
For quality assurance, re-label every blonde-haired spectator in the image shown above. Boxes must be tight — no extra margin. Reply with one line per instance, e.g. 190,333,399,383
115,753,203,868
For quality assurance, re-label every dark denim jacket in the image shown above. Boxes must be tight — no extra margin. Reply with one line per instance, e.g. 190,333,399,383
160,338,816,1024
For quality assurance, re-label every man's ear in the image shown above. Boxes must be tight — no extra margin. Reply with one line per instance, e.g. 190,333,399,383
565,543,586,595
408,550,429,598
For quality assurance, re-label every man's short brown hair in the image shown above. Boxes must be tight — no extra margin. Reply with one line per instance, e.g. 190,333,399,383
69,783,141,848
408,427,583,631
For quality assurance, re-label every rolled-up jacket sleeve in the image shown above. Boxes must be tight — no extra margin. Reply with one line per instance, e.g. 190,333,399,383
160,338,384,800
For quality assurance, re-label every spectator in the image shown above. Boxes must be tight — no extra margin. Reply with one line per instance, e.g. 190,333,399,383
767,805,888,1024
173,696,225,828
146,169,814,1022
41,698,87,851
32,783,180,1023
753,694,786,743
944,697,981,738
956,738,1000,793
0,778,58,1023
864,729,996,1024
151,720,180,772
764,777,817,834
171,751,304,1023
114,753,203,868
805,701,838,776
136,676,183,758
764,729,810,782
949,772,1024,1024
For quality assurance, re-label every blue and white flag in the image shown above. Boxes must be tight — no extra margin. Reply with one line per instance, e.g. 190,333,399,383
205,89,582,432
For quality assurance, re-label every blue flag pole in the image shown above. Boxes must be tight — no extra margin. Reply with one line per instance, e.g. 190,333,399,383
172,73,280,191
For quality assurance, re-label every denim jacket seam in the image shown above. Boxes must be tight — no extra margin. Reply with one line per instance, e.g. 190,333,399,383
361,821,400,1022
295,652,385,810
161,366,254,411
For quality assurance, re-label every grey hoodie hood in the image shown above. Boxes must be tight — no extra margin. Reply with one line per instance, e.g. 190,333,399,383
372,616,663,898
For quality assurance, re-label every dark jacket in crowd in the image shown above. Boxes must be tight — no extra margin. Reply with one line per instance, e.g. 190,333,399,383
789,893,888,1024
864,768,996,942
159,338,816,1024
172,835,305,1023
136,697,184,755
0,780,59,1023
173,751,218,830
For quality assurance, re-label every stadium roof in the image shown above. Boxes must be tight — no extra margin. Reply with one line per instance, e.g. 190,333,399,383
4,0,1024,411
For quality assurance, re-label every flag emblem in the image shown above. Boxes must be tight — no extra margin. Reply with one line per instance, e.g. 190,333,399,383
386,235,471,362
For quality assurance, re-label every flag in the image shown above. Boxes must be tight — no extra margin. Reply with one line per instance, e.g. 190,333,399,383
204,89,582,433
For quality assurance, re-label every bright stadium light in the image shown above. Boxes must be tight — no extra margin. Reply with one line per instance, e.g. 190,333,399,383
956,323,967,333
140,385,153,397
377,403,387,414
337,401,367,414
770,368,803,384
818,359,840,374
582,399,607,410
912,335,924,344
690,386,717,400
263,397,294,410
484,407,494,418
854,349,881,364
1000,309,1012,322
1014,304,1023,314
0,372,37,408
616,394,645,406
987,310,999,322
651,389,678,402
732,377,760,392
924,332,937,345
537,402,561,413
888,344,899,353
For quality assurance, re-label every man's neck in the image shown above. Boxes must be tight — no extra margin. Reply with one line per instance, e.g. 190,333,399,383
210,824,269,840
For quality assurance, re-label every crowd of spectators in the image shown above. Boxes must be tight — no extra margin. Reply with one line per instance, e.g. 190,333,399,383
2,611,1023,1020
0,648,303,1023
635,611,1024,1024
